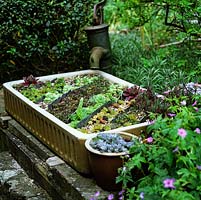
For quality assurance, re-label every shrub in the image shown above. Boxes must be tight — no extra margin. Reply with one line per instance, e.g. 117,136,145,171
0,0,95,83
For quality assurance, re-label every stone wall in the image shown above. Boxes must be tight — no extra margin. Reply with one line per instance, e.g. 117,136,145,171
0,129,8,152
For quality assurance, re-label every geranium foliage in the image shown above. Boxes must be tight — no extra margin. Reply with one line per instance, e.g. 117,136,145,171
117,94,201,200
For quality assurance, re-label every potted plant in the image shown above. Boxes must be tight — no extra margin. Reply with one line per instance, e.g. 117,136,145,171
117,94,201,199
85,132,138,191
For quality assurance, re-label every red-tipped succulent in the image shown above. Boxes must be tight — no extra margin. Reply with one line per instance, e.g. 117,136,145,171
122,85,145,101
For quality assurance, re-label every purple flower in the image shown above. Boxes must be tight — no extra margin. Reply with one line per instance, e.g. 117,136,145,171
118,190,125,196
90,191,100,200
192,101,197,106
178,128,187,138
118,190,125,200
163,178,176,189
197,165,201,170
140,192,144,199
173,146,179,153
125,154,130,159
195,128,201,134
108,194,114,200
167,113,176,117
95,191,100,197
148,120,155,125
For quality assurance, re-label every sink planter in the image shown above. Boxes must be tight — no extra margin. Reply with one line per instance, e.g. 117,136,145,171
3,70,150,174
85,132,137,191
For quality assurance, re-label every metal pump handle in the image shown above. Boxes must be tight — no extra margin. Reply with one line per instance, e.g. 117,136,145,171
93,0,107,25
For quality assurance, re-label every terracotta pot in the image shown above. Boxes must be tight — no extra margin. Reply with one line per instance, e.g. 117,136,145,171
85,132,136,191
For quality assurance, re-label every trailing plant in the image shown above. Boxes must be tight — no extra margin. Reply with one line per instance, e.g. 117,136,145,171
117,94,201,200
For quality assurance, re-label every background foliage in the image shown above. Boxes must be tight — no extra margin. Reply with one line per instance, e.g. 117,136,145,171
105,0,201,36
0,0,95,83
105,0,201,93
0,0,200,92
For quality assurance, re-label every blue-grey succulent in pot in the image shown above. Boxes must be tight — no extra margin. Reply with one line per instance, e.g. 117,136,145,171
85,132,138,191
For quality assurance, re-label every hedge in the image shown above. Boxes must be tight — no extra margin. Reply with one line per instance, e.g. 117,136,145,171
0,0,95,83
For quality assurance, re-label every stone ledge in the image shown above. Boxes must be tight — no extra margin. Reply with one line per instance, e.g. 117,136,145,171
1,120,112,200
0,128,9,152
0,115,12,129
0,151,51,200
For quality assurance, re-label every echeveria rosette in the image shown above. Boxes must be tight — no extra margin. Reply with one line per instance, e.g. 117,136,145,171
89,133,135,153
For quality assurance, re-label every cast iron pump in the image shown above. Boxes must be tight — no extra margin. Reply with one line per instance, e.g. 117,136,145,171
84,0,112,71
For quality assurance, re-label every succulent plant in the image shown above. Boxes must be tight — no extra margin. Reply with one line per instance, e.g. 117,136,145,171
89,132,135,153
122,85,145,101
22,75,41,87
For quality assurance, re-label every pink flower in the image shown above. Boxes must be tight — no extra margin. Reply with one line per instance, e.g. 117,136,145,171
192,101,197,106
163,178,176,189
147,137,153,143
195,128,201,134
178,128,187,138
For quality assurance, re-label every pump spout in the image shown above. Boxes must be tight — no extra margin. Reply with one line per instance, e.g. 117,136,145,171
89,46,109,69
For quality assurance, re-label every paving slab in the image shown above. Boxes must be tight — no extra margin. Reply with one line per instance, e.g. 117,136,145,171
0,151,51,200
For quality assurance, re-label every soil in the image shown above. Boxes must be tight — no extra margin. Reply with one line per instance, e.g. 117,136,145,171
48,76,113,124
